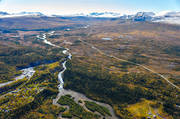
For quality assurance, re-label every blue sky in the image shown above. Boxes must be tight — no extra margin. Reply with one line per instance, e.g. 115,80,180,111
0,0,180,15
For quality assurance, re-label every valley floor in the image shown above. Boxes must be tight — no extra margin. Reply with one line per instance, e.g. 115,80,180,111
0,20,180,119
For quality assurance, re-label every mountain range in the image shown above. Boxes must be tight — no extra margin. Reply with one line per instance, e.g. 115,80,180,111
0,11,44,18
0,11,180,25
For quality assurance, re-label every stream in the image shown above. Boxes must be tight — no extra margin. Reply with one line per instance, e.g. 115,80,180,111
53,48,117,119
0,31,56,88
0,67,35,88
38,31,118,119
0,31,118,119
53,47,117,119
37,31,60,48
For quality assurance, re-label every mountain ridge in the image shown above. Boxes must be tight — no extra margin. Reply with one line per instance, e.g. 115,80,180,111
0,11,180,25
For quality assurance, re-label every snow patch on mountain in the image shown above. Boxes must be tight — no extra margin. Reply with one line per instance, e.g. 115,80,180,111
0,11,180,25
88,12,121,18
0,11,9,15
0,11,44,18
154,17,180,25
153,11,180,25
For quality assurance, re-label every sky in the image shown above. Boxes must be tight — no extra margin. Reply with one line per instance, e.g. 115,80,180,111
0,0,180,15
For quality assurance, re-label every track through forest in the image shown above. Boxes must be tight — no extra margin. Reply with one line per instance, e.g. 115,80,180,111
78,38,180,91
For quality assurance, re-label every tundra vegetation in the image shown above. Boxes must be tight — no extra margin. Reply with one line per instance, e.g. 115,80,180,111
0,17,180,119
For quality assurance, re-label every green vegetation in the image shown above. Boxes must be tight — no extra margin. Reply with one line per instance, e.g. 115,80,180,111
126,99,172,119
62,111,73,118
78,100,83,103
21,99,66,119
0,87,59,119
58,95,100,119
0,96,9,106
1,17,180,119
84,101,111,116
0,58,63,118
64,57,179,118
0,43,64,83
0,78,27,96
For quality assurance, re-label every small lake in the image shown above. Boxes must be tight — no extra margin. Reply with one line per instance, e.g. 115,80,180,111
102,37,113,41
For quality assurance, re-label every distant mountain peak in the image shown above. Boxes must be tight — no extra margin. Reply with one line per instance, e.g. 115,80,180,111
0,11,9,15
0,11,179,25
0,11,44,18
135,12,155,17
88,12,121,18
17,12,44,16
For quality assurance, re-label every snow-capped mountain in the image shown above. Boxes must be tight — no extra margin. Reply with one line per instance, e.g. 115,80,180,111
0,11,9,15
0,11,44,18
0,11,179,25
87,12,121,18
153,11,180,25
132,12,155,21
51,12,122,18
155,11,180,17
118,11,180,25
118,12,156,21
16,12,44,16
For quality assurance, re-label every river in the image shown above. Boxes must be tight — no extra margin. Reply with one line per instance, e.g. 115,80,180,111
53,48,117,119
0,31,118,119
38,31,118,119
0,67,35,88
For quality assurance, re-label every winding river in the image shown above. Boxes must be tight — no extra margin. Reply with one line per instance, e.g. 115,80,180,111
0,32,57,88
38,31,118,119
0,31,117,118
53,48,117,119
